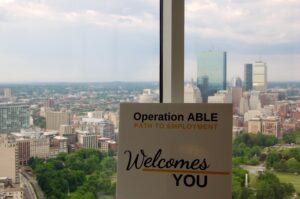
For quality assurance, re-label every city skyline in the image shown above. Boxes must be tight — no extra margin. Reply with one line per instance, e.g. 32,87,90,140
0,0,300,82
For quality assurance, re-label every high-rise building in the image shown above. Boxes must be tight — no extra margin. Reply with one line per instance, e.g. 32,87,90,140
30,135,50,159
0,103,30,133
244,64,253,91
77,130,97,149
184,83,202,103
3,88,12,98
231,87,243,114
197,51,227,102
252,61,267,91
239,96,250,115
0,135,19,184
16,138,30,166
249,91,262,110
45,111,71,130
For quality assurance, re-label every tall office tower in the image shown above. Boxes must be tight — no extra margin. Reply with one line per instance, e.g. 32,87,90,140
230,77,243,114
45,110,71,130
0,103,30,133
3,88,12,98
197,51,227,102
0,135,20,184
244,64,253,91
252,61,267,91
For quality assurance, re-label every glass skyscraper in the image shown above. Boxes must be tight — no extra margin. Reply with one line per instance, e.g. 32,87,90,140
197,51,227,102
244,63,253,91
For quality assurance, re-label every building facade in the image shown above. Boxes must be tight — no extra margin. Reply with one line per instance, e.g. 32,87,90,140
0,103,30,134
197,51,227,102
252,61,267,91
0,135,19,184
16,138,30,166
244,64,253,91
77,130,97,149
184,83,202,103
30,136,50,159
45,111,71,130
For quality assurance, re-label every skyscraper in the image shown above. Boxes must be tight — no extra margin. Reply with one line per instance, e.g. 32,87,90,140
0,103,30,133
252,61,267,91
244,64,253,91
197,51,227,102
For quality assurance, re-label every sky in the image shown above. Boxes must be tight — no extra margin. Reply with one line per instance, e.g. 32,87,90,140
0,0,299,82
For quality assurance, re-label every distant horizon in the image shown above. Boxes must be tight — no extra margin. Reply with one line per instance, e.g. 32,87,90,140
0,80,300,85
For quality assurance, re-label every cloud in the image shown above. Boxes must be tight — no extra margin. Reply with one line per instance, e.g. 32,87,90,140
1,0,300,82
0,0,160,82
186,0,300,45
0,0,158,30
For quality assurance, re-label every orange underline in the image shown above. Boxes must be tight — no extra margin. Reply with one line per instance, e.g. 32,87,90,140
143,168,230,176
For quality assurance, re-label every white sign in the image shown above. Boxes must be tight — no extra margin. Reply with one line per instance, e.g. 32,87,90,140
117,103,232,199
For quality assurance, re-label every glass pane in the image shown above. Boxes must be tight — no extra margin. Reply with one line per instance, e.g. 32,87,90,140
0,0,159,198
185,0,300,197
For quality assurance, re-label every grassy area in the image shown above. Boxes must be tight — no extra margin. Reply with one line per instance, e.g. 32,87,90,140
274,172,300,194
249,173,257,187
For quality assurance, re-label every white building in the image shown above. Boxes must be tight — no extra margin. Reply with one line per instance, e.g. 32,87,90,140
77,130,97,149
81,118,115,138
244,110,263,122
53,136,68,153
208,90,231,103
87,111,104,119
138,89,159,103
249,91,261,110
184,83,202,103
252,61,267,91
239,96,250,115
